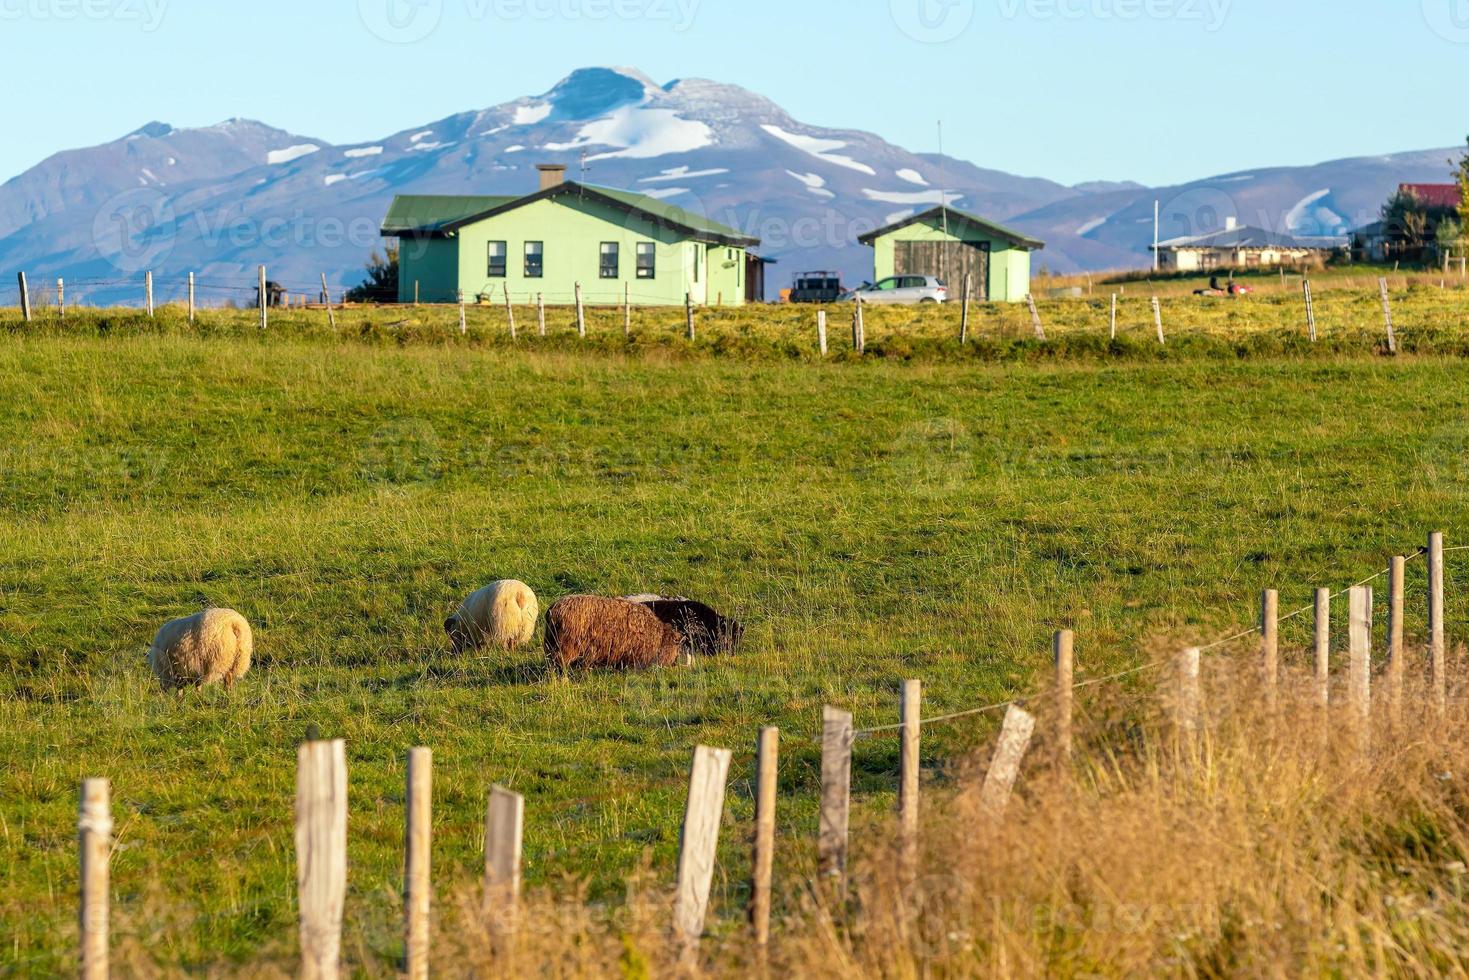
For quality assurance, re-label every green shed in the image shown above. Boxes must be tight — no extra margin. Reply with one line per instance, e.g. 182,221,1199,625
380,165,764,307
856,207,1044,303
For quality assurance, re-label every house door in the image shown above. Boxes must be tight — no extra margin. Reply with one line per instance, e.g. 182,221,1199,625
894,241,989,300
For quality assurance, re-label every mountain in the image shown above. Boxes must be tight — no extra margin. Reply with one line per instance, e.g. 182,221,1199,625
0,67,1459,304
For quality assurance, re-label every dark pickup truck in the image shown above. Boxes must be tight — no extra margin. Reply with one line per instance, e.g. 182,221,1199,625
788,271,844,304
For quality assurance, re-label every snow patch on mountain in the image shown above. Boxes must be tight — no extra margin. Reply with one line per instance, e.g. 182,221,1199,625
324,174,346,186
545,105,713,160
896,169,928,186
642,187,689,200
1075,217,1107,236
862,188,962,206
505,145,525,153
640,165,729,183
408,131,434,143
514,103,552,126
267,144,320,165
762,124,876,176
410,141,453,152
344,146,383,158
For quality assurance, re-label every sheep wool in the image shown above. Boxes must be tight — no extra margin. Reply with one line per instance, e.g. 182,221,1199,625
621,595,744,656
147,608,254,692
446,580,539,652
544,596,685,671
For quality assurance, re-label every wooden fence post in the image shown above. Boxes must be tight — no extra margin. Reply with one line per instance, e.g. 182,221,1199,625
852,294,865,353
1109,293,1118,340
322,274,336,330
1378,278,1398,354
1303,278,1317,341
144,270,154,317
1349,587,1371,733
1176,647,1201,735
959,276,970,344
1054,630,1074,760
1026,293,1046,341
1261,589,1279,707
818,706,854,887
79,778,111,980
187,272,195,323
414,280,420,306
18,271,30,323
1314,588,1331,708
1389,556,1406,709
1430,531,1446,711
979,705,1036,816
57,278,65,320
574,282,585,338
685,292,695,342
750,728,778,948
624,282,631,337
898,680,921,876
1151,296,1165,345
673,745,733,948
296,739,347,980
485,785,524,930
258,266,268,331
403,748,431,980
817,310,828,357
503,286,517,340
457,291,466,336
536,293,546,336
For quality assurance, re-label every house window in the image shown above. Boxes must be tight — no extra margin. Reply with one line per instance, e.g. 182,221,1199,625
487,241,507,278
636,242,656,279
524,241,543,278
600,242,619,279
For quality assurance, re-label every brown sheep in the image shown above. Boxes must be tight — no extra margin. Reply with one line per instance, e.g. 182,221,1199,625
544,596,684,671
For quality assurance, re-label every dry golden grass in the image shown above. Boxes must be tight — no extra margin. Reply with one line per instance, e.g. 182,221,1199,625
394,649,1469,979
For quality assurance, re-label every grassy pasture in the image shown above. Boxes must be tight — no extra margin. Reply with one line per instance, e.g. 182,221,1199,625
3,329,1469,973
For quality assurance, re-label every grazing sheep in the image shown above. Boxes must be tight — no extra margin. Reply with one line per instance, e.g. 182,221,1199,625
147,608,253,692
544,596,684,671
621,595,744,655
445,580,539,652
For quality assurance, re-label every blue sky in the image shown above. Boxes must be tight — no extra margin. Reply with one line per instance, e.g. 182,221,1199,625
2,0,1464,187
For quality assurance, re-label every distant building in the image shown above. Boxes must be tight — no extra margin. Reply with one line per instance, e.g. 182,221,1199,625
856,206,1044,303
1151,221,1343,272
380,164,764,306
1350,183,1464,263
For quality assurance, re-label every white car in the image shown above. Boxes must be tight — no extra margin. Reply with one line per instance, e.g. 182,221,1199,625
838,275,948,304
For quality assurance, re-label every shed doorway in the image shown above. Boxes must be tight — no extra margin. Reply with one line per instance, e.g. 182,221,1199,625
894,241,990,300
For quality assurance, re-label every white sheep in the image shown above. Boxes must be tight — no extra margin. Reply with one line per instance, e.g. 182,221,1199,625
147,608,254,692
445,580,539,652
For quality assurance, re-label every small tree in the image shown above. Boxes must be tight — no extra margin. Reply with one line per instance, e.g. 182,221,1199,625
1437,217,1464,260
1454,136,1469,229
346,246,398,304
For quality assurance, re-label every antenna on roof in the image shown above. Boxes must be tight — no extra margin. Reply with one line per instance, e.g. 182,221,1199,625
937,120,950,239
579,150,590,185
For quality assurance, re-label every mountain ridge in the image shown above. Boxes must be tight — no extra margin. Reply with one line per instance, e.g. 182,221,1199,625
0,67,1459,303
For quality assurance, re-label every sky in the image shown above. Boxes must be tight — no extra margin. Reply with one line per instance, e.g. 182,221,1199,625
1,0,1465,187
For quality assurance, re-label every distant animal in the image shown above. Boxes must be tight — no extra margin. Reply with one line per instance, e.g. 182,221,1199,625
621,595,744,655
147,608,254,692
445,580,539,652
544,596,685,671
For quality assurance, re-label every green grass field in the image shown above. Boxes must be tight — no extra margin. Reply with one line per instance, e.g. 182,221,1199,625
3,326,1469,973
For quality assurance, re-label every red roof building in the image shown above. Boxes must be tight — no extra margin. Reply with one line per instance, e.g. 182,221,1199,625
1400,183,1462,209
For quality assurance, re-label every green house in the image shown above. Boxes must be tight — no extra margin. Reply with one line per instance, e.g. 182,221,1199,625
856,207,1044,303
381,165,763,307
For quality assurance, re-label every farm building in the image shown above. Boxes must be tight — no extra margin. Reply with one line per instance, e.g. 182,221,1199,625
856,207,1044,303
1152,222,1343,272
380,165,764,306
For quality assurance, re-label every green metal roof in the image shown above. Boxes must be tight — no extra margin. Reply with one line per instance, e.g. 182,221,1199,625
587,185,752,245
381,195,516,235
380,182,758,247
857,206,1045,251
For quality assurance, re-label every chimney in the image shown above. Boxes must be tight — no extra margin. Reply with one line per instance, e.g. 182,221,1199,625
537,164,567,191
